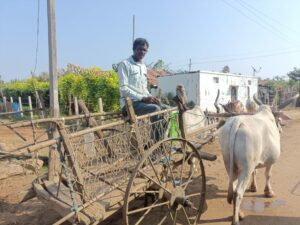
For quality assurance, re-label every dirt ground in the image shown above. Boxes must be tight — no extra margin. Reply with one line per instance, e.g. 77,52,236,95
1,109,300,225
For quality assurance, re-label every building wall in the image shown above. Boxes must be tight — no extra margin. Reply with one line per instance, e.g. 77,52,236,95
157,71,258,112
199,71,258,111
157,72,200,104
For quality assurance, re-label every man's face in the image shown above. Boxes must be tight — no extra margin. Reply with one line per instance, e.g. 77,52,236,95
133,44,148,62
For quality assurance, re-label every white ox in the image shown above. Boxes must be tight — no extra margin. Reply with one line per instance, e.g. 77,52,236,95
218,104,284,225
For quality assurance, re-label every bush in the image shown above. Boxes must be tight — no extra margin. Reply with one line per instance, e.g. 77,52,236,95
2,67,120,113
58,70,120,112
3,78,50,105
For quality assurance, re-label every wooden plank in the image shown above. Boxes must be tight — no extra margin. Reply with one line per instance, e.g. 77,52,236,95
58,125,86,200
33,182,91,225
3,96,7,112
28,96,33,119
44,180,105,223
187,123,218,138
136,107,177,120
125,98,144,155
10,111,122,128
78,100,104,139
207,112,253,117
78,100,114,157
74,96,79,128
98,97,104,125
18,97,24,117
44,180,82,206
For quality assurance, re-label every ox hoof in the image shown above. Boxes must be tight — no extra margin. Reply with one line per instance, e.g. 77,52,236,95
249,185,257,192
264,190,275,198
239,211,245,220
227,196,233,204
231,222,240,225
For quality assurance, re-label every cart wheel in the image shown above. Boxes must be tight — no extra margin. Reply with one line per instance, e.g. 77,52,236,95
124,138,206,225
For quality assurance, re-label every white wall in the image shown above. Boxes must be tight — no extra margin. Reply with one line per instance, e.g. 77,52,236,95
199,71,258,111
157,71,258,112
157,72,200,104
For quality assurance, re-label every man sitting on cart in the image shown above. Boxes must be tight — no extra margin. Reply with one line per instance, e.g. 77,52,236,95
117,38,162,116
117,38,164,141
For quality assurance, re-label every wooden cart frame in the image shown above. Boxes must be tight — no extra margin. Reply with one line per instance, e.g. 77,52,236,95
1,98,218,225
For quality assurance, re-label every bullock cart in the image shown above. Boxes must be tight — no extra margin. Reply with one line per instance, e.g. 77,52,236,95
1,97,219,225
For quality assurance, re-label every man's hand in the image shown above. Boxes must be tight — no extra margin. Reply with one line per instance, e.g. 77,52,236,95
142,96,160,105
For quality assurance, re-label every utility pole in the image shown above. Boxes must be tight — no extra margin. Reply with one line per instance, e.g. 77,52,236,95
188,58,192,72
47,0,60,180
132,15,135,43
251,66,262,77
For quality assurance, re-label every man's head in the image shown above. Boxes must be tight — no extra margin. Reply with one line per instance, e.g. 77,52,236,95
132,38,149,62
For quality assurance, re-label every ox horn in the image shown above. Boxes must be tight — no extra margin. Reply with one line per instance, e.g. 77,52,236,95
253,94,262,105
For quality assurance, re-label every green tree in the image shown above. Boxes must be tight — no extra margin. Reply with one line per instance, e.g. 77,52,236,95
35,72,50,82
287,67,300,106
288,67,300,95
222,65,230,73
152,59,165,69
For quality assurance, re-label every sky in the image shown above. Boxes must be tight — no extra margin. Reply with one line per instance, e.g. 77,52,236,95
1,0,300,81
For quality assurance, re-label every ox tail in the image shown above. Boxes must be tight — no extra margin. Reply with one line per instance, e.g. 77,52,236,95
227,119,242,204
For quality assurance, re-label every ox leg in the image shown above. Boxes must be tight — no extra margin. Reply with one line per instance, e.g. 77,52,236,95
249,169,257,192
227,172,238,204
264,165,275,198
232,171,251,225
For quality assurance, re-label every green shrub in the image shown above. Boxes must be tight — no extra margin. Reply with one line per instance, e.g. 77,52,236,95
2,68,120,113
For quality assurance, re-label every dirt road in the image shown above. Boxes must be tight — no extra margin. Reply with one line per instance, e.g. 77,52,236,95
0,110,300,225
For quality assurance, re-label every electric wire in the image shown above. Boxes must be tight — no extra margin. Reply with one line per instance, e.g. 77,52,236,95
169,49,300,68
221,0,292,43
169,46,300,65
33,0,40,75
235,0,296,42
237,0,299,34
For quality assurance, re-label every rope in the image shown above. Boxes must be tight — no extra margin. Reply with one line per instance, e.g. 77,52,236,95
58,146,79,217
30,119,40,176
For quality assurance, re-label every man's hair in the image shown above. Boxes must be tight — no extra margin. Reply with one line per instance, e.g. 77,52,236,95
133,38,149,50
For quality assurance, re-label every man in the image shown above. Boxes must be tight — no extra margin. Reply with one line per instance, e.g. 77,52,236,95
117,38,161,117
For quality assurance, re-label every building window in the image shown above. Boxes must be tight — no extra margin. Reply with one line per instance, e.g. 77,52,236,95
248,80,252,85
213,77,219,83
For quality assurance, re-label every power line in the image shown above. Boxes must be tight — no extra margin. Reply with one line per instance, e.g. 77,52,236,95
237,0,299,34
169,49,300,68
221,0,292,44
33,0,40,75
191,49,300,65
235,0,294,43
170,46,300,65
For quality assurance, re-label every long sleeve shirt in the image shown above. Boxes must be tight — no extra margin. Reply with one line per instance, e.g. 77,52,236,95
117,56,151,108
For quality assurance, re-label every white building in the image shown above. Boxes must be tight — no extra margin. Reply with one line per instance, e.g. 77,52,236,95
157,70,258,112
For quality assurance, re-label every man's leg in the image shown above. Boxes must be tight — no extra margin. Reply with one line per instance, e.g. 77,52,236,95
132,101,161,117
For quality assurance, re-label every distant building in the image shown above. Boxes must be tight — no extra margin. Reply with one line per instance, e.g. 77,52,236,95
146,68,170,96
258,80,273,105
157,70,258,112
147,68,170,86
